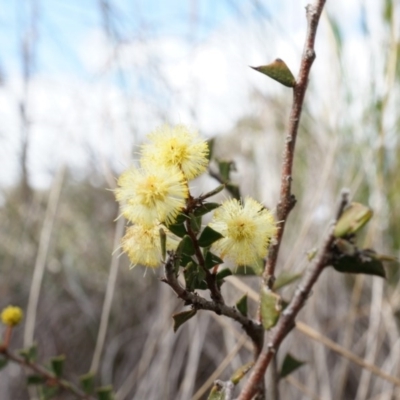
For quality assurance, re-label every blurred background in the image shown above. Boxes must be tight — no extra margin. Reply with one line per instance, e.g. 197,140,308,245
0,0,399,399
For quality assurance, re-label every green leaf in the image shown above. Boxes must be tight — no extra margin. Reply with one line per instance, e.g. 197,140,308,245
217,160,236,182
18,344,37,362
172,309,197,332
40,385,60,400
27,374,46,385
334,202,373,238
159,228,167,261
96,385,114,400
189,213,202,234
226,183,241,200
193,202,221,217
273,271,303,291
184,261,207,291
216,268,232,288
204,251,224,269
207,138,215,161
251,59,296,88
332,252,386,278
230,361,254,385
198,226,224,247
80,372,95,394
260,288,282,330
167,221,187,238
178,235,196,257
50,355,65,378
236,294,248,317
280,353,305,379
207,383,225,400
234,266,256,275
0,356,8,370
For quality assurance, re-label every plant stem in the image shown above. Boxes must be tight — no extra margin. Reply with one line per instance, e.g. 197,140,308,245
238,191,348,400
263,0,327,289
162,252,264,357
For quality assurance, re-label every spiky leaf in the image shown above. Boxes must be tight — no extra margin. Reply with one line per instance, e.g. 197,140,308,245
280,353,305,379
260,288,282,330
251,59,296,88
50,355,65,378
273,271,303,291
230,362,254,384
80,372,95,394
172,309,197,332
334,202,373,238
198,226,224,247
236,294,248,317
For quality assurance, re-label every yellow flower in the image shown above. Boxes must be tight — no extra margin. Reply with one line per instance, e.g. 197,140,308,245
1,306,23,327
121,224,178,268
141,124,209,180
209,197,277,266
115,166,188,226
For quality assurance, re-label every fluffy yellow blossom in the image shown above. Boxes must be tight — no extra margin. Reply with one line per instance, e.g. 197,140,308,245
1,305,23,327
122,224,178,268
209,197,277,266
141,124,209,180
115,166,188,226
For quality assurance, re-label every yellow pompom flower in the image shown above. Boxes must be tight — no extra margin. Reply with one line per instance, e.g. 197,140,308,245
209,197,277,266
122,224,178,268
115,166,188,226
141,124,209,180
1,305,23,327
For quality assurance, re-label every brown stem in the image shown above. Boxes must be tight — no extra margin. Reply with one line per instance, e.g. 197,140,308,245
238,191,348,400
162,252,264,357
263,0,327,289
0,348,94,399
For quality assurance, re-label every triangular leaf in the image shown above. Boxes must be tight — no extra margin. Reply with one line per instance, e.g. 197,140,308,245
280,353,305,379
234,266,256,275
80,372,95,394
216,268,232,288
193,202,221,217
273,271,303,291
167,221,187,238
96,385,114,400
50,355,65,378
217,160,236,182
172,309,197,332
189,213,202,234
332,253,386,278
251,59,296,88
198,226,224,247
334,202,373,238
260,288,282,330
226,183,241,200
0,357,8,370
230,361,254,385
27,375,46,385
184,262,207,291
204,251,224,269
236,294,248,317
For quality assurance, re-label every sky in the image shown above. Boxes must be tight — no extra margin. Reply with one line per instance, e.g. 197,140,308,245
0,0,395,190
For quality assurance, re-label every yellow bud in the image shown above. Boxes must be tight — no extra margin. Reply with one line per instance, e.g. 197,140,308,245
1,306,23,327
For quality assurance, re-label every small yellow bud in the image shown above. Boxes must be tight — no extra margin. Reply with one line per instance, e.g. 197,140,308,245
1,306,23,327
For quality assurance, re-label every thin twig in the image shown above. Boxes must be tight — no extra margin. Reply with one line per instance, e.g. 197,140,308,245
162,252,264,356
263,0,327,289
0,349,93,399
237,191,348,400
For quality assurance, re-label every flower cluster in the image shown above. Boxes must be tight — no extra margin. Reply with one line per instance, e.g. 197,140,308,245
1,305,23,327
115,124,209,268
115,124,277,270
209,197,277,266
